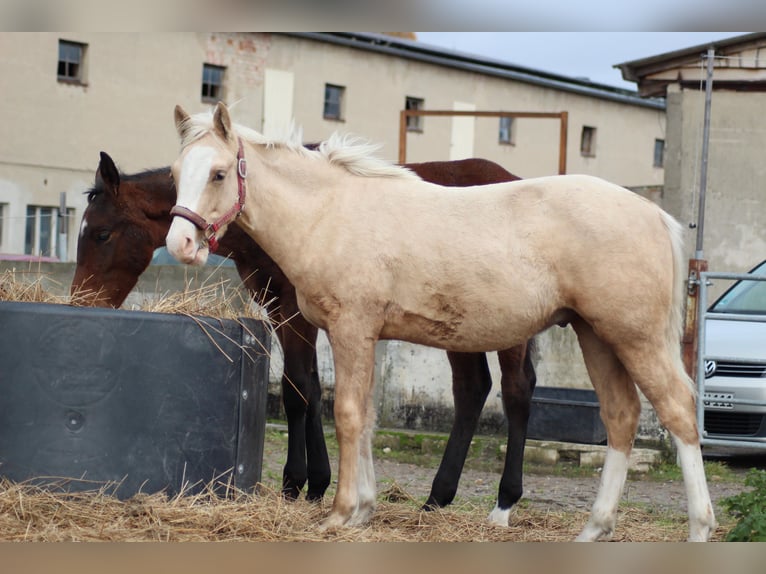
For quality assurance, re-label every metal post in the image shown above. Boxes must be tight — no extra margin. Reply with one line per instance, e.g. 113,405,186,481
695,47,715,259
682,48,715,379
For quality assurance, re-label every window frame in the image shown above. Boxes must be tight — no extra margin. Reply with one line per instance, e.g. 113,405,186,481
201,63,226,103
405,96,425,132
653,138,666,168
57,39,86,85
24,205,73,259
323,83,345,121
498,116,515,145
0,203,6,252
580,125,597,157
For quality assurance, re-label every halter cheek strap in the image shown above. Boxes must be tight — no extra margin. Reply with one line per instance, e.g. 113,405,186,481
170,138,247,253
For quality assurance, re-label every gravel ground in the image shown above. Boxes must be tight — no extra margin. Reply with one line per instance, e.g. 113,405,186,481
260,427,756,520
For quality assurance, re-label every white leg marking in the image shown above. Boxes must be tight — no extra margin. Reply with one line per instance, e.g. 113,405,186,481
673,434,716,541
576,447,629,541
349,406,377,527
348,431,376,526
487,505,511,526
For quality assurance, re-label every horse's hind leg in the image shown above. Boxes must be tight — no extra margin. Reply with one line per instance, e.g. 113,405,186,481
423,351,493,510
571,319,641,542
617,341,716,541
488,341,536,526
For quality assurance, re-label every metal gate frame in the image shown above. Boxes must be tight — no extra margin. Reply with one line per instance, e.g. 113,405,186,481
696,270,766,448
397,109,568,175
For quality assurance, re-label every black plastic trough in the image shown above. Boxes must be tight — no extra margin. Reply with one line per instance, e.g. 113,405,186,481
527,386,607,445
0,301,270,498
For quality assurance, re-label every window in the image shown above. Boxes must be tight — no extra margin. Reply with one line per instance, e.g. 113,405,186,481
57,40,86,83
24,205,72,258
324,84,345,120
653,139,665,168
0,203,5,251
580,126,597,157
201,64,225,102
499,116,515,145
405,96,424,131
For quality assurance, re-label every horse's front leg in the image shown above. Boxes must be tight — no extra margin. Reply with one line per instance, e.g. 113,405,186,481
319,325,378,531
276,318,331,501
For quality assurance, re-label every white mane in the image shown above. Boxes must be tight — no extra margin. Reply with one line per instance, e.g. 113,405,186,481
179,109,420,181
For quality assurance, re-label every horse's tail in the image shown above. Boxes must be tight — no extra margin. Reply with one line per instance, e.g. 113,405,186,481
661,209,696,395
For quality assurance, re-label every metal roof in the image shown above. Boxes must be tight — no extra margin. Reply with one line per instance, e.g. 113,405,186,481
615,33,766,97
281,32,665,111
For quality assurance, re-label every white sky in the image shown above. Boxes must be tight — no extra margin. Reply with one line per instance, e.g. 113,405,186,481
415,32,745,90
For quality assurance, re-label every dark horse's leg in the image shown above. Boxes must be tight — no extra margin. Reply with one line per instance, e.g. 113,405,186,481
423,351,493,509
423,342,536,516
276,317,332,501
489,341,536,524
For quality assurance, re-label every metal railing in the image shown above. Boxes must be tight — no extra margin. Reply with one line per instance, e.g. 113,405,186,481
696,271,766,448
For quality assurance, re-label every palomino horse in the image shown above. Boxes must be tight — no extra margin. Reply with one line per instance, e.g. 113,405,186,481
165,102,716,541
71,151,535,522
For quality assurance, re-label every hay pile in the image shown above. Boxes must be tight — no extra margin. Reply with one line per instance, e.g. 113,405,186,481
0,269,67,304
1,267,265,321
0,478,711,542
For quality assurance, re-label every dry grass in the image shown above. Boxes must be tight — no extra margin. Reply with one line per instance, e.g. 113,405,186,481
1,265,268,321
0,477,718,542
0,268,68,304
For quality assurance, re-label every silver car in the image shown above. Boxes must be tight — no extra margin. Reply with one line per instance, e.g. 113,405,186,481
702,260,766,442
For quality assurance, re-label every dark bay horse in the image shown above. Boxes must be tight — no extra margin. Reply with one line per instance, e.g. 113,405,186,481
71,150,535,524
164,102,715,540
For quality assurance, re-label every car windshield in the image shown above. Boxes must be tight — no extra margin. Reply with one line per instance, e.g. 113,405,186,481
710,260,766,314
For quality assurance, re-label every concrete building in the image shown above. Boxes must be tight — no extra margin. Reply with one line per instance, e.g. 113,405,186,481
618,32,766,293
0,32,666,260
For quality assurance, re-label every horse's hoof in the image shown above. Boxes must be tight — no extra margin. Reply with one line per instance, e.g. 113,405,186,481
281,488,301,501
687,520,716,542
317,512,349,532
305,492,324,503
575,522,614,542
487,505,511,526
347,504,375,527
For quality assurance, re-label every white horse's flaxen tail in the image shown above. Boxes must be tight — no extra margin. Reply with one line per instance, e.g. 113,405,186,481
660,209,696,395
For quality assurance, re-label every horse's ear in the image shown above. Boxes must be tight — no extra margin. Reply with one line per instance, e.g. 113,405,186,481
174,104,191,140
96,151,120,197
212,102,235,143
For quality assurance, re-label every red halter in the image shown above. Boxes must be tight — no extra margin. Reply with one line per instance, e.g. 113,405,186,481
170,138,247,253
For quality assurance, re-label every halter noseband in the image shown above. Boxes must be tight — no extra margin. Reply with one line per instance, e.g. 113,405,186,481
170,138,247,253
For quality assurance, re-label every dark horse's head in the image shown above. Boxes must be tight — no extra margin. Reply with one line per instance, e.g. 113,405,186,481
71,152,175,307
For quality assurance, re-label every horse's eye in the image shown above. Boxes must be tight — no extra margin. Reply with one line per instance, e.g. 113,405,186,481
213,171,226,182
95,230,111,242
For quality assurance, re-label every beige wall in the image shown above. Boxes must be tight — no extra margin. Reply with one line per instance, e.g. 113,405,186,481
267,34,666,185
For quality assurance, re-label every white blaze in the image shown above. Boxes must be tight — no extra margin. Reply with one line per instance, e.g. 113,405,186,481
166,145,217,264
176,146,217,213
